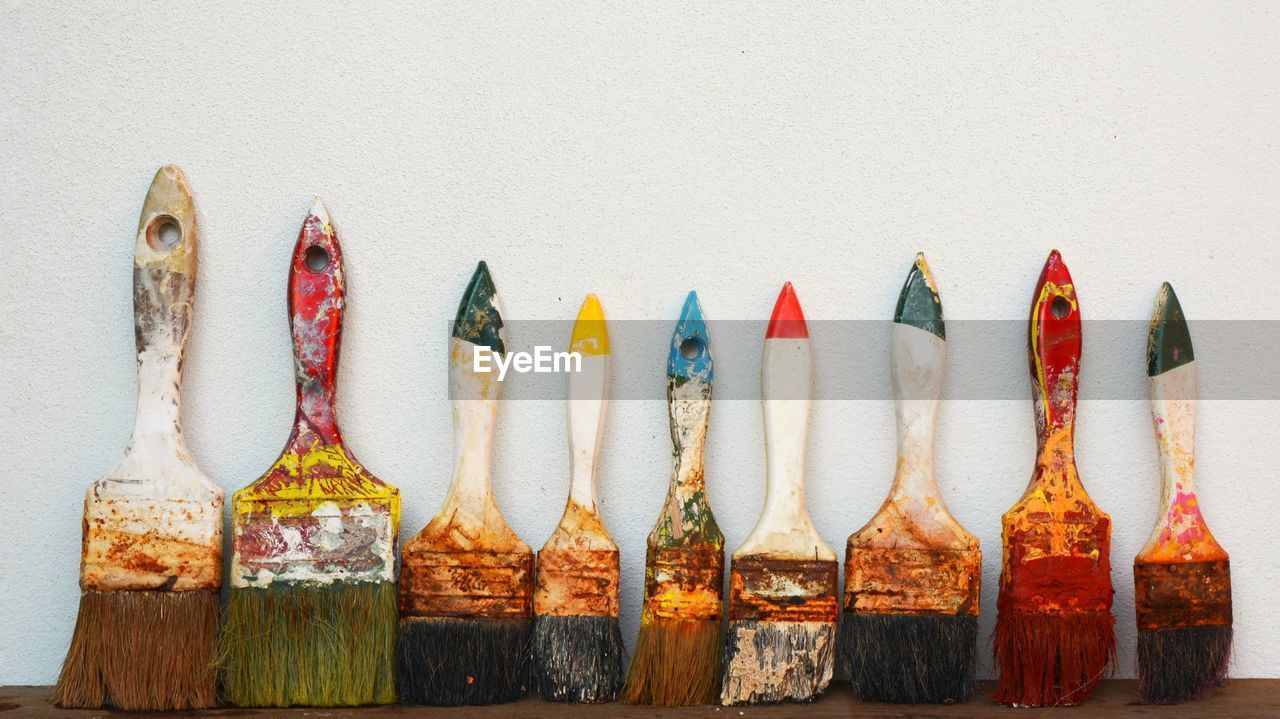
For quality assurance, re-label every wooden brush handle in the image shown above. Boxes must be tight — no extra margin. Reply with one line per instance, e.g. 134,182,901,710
130,165,197,440
566,296,610,510
1028,250,1081,451
287,200,345,447
890,320,945,500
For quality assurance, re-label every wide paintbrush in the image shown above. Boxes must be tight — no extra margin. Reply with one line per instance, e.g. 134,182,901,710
53,165,222,710
622,291,725,706
993,249,1115,706
221,200,400,707
398,261,534,705
1134,282,1231,704
533,294,625,703
720,282,837,705
840,254,980,704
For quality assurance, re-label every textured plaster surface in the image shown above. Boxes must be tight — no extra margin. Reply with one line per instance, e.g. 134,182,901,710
3,2,1279,682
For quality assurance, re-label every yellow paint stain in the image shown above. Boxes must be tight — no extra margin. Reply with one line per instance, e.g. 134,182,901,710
569,293,610,356
234,442,400,524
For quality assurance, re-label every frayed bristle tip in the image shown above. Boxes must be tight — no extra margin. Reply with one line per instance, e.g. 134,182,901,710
1138,625,1231,705
622,618,722,706
720,620,834,705
532,615,625,703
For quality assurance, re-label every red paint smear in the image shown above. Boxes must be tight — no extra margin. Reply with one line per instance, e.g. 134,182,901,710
285,205,346,448
1030,250,1080,435
766,281,808,338
998,532,1115,613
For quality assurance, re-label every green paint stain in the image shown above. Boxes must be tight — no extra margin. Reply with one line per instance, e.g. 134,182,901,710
453,261,505,353
1148,282,1194,377
894,254,945,340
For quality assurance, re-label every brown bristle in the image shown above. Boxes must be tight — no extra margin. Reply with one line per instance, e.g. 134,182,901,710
992,609,1115,706
52,589,218,711
622,618,722,706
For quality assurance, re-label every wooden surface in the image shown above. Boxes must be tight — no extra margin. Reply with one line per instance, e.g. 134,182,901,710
3,681,1275,717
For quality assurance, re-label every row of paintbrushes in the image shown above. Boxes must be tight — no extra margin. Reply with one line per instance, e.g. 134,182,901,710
54,166,1230,711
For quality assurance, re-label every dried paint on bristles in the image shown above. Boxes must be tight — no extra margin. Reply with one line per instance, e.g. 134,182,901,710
994,250,1115,707
1136,283,1231,704
722,559,837,704
399,261,532,705
623,292,724,706
721,284,837,705
222,202,400,707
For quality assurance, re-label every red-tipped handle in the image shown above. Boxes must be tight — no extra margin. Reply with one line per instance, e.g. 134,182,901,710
1028,250,1081,438
287,200,345,445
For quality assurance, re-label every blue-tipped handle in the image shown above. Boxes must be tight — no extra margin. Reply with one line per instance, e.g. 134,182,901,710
666,291,713,382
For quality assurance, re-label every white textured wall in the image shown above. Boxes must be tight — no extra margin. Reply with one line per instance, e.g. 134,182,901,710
3,2,1279,684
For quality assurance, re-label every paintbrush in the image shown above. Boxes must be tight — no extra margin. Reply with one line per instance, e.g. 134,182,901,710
532,293,625,703
621,291,725,706
720,282,837,705
993,249,1115,706
840,254,980,704
1134,282,1232,704
221,200,400,707
398,261,533,705
52,165,223,711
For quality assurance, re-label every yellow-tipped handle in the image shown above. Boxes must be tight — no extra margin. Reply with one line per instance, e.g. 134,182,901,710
570,293,610,356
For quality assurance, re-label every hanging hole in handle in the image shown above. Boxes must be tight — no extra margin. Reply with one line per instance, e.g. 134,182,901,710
680,337,704,360
146,216,182,252
1050,296,1071,319
304,245,330,272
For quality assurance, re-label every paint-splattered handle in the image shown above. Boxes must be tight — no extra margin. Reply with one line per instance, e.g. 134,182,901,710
287,200,345,443
1028,250,1081,438
132,165,197,361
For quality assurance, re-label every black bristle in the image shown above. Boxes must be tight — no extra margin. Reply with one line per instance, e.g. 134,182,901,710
397,617,532,705
532,615,625,703
1138,626,1232,704
837,613,976,704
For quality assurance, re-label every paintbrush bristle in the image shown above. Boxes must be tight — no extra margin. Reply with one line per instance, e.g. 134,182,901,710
838,613,976,704
397,617,532,705
1138,626,1231,704
992,609,1115,706
219,582,397,707
721,621,834,704
622,617,722,706
532,615,625,703
52,589,218,710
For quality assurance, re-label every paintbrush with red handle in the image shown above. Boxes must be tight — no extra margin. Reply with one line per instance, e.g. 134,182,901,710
1134,282,1231,704
993,249,1115,706
53,165,222,711
221,201,400,707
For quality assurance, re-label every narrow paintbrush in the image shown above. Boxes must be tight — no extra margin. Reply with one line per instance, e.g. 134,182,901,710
399,261,533,705
840,254,980,704
221,200,400,707
993,249,1115,706
1135,282,1232,704
53,165,222,710
720,282,837,705
533,294,625,703
622,291,725,706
